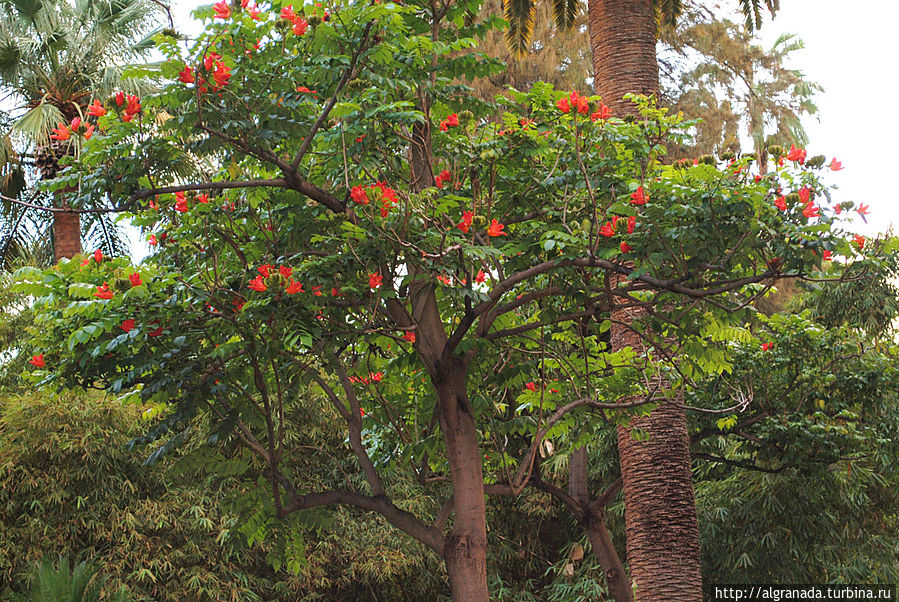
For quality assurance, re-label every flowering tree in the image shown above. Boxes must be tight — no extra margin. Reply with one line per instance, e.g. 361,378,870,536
15,1,887,598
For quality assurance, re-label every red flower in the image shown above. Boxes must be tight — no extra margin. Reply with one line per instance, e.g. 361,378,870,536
351,185,369,205
148,324,164,337
114,91,125,107
148,234,157,246
599,221,615,237
233,298,245,311
627,215,636,234
124,95,141,116
802,204,820,219
436,275,452,285
212,61,231,88
798,187,810,205
248,275,267,292
94,282,114,300
822,250,833,261
786,144,806,164
369,273,383,289
179,65,195,84
487,219,507,237
279,265,293,279
439,113,460,131
83,124,95,139
331,287,341,296
590,103,611,121
575,96,589,115
29,354,45,368
761,342,773,351
120,319,136,332
285,279,304,294
525,382,537,392
834,205,843,215
296,85,317,95
620,241,632,253
457,211,473,233
197,193,209,203
174,191,188,213
475,270,486,284
258,264,273,278
856,203,870,216
213,0,231,19
435,169,452,188
49,124,70,141
311,285,322,296
630,186,647,205
87,99,106,117
371,371,383,382
774,196,787,211
280,5,296,19
403,331,416,343
829,158,843,171
129,272,142,287
556,97,570,114
70,117,82,132
853,234,865,250
292,17,309,35
754,175,762,183
93,249,103,263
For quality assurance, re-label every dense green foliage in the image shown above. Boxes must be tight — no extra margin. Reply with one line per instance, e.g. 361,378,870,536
4,0,896,598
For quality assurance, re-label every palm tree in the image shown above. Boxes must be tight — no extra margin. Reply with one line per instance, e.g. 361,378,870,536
502,1,781,600
0,0,163,263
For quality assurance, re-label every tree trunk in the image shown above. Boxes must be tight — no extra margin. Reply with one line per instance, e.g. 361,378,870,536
53,210,82,261
570,448,632,602
610,279,702,601
588,0,659,115
590,3,704,599
437,356,489,601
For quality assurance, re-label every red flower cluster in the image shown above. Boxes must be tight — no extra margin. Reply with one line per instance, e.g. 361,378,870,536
829,158,843,171
351,182,400,217
29,354,45,368
590,103,611,121
369,273,384,289
174,191,189,213
87,99,106,117
213,0,230,19
761,342,774,351
435,169,452,188
114,92,141,122
630,186,648,205
129,272,143,287
247,264,306,294
94,282,114,300
786,144,806,165
348,371,384,384
402,331,416,343
439,113,459,132
853,234,865,250
457,211,473,233
280,5,309,35
120,319,136,333
556,91,589,115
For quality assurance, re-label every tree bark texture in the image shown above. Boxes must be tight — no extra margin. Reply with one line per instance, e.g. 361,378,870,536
588,0,660,116
610,275,703,601
53,210,82,261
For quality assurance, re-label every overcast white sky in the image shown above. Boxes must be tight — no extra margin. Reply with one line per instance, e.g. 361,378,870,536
127,1,895,258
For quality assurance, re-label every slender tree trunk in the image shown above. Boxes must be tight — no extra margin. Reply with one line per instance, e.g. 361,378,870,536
569,448,632,602
53,209,81,261
588,0,659,115
437,356,489,601
588,6,703,597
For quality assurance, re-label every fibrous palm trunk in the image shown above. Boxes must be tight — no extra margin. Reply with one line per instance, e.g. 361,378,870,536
589,2,703,599
37,143,81,261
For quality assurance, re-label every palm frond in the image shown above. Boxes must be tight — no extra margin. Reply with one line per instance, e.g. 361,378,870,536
551,0,578,31
10,101,63,146
657,0,683,28
503,0,537,57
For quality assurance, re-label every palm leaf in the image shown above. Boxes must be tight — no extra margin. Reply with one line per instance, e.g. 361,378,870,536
551,0,578,31
657,0,683,28
503,0,537,56
10,100,63,146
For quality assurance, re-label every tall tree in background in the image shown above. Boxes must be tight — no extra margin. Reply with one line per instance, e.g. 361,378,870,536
500,0,782,598
0,0,162,262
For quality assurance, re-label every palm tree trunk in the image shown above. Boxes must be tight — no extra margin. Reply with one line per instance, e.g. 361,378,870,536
588,0,660,114
589,4,703,599
53,209,81,261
